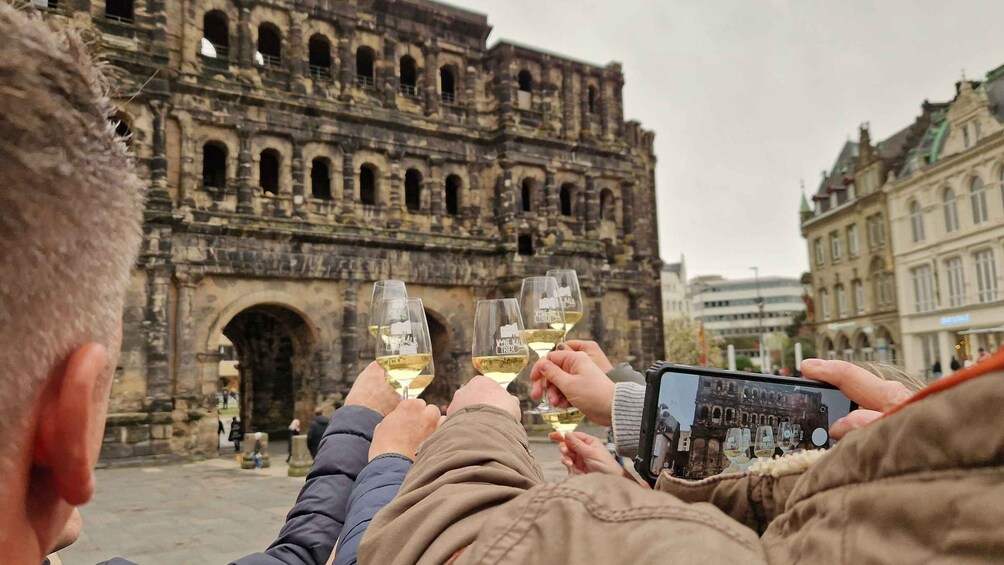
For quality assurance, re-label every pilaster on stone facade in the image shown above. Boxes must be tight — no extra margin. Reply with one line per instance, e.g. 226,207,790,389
236,8,254,72
291,140,307,219
621,180,635,239
381,38,399,108
341,283,360,379
340,143,357,221
544,169,558,237
429,156,444,232
148,99,172,214
496,51,515,128
562,65,576,140
466,160,485,235
497,157,517,239
145,267,172,399
584,175,600,237
580,72,593,140
423,40,440,116
236,129,254,214
337,24,355,102
173,271,198,397
540,60,554,134
289,15,307,94
388,153,403,228
599,75,611,141
608,64,625,139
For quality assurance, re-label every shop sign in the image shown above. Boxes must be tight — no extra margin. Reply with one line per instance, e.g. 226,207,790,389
939,314,970,326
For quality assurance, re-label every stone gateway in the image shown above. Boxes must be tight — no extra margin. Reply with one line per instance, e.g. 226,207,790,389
42,0,662,462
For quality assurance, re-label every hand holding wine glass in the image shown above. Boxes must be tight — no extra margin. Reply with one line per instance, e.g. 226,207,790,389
546,269,583,335
471,299,529,388
520,276,565,414
375,297,432,400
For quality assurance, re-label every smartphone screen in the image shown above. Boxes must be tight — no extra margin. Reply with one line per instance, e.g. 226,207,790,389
649,369,855,480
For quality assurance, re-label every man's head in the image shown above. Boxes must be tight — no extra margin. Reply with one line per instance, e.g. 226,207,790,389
0,4,145,559
315,407,324,417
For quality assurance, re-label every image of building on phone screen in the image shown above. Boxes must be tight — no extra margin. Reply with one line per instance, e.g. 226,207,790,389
653,374,838,480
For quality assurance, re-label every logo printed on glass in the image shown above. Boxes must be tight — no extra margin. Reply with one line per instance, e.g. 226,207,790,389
495,322,523,355
390,320,412,336
556,286,576,309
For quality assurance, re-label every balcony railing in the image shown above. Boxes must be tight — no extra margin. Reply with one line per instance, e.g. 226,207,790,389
441,91,456,104
355,74,375,88
105,13,134,24
258,53,282,69
309,65,331,80
400,83,419,97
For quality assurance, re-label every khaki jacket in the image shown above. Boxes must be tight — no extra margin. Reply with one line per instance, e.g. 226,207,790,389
360,365,1004,564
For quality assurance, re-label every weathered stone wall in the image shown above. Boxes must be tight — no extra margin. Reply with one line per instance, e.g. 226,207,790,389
44,0,663,463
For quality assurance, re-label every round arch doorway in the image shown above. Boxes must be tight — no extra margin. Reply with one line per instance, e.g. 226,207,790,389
223,305,317,440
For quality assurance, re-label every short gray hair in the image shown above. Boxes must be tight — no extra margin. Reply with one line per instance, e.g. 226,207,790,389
0,5,145,443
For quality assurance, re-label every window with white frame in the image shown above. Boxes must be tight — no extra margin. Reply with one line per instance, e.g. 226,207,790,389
909,200,925,242
911,265,936,312
943,188,960,233
963,124,971,149
970,177,988,224
814,238,824,266
847,224,859,257
974,249,998,303
836,285,847,317
854,279,864,314
830,232,841,262
820,289,831,320
945,256,966,307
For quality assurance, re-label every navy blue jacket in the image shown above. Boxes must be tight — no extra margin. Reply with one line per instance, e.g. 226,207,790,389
232,405,383,565
332,454,412,565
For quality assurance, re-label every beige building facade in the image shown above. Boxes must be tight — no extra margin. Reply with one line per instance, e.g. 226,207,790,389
800,108,938,366
887,70,1004,380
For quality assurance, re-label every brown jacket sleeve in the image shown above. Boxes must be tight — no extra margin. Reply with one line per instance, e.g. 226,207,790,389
654,449,823,534
358,405,544,565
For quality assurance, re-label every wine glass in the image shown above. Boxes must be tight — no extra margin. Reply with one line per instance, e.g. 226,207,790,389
738,428,753,470
791,424,803,451
393,356,433,399
471,299,529,388
723,428,744,473
546,269,583,335
369,280,407,340
375,297,431,400
754,425,775,462
776,421,794,454
520,277,564,411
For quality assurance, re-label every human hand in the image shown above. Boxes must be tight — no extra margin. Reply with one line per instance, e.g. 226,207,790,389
549,431,622,476
530,349,616,426
369,399,442,460
447,375,520,421
345,361,401,416
561,340,614,373
800,359,913,439
49,508,83,553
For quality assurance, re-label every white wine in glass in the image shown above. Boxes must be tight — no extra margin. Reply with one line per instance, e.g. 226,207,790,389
754,425,775,461
541,408,585,432
521,276,572,418
369,280,407,339
375,297,432,400
723,427,744,464
471,299,529,388
776,421,794,454
546,269,584,334
394,356,434,398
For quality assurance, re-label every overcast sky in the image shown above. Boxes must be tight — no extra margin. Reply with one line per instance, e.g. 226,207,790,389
457,0,1004,280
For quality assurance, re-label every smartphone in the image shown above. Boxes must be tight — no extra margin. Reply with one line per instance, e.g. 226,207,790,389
635,362,858,485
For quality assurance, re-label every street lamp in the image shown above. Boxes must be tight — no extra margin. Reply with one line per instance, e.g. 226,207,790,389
751,267,767,373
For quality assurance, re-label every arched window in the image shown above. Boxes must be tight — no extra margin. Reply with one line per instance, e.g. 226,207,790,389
202,142,228,188
751,389,758,401
517,70,533,92
699,406,710,420
359,164,378,205
404,168,422,212
440,66,456,103
712,407,722,421
728,383,736,394
201,11,229,58
943,187,959,233
445,175,461,216
588,85,598,113
517,233,534,256
768,416,775,427
725,408,734,423
600,189,615,221
909,200,924,242
521,179,535,213
256,24,282,68
741,412,749,425
310,158,331,200
742,387,750,400
259,150,280,195
559,183,574,216
760,415,767,425
399,56,418,96
355,47,375,87
970,177,988,224
308,35,332,79
105,0,134,23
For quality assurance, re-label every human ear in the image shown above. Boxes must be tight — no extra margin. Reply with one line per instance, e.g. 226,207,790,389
33,343,108,506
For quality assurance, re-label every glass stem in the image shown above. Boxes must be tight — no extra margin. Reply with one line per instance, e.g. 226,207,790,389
539,375,551,409
402,382,410,400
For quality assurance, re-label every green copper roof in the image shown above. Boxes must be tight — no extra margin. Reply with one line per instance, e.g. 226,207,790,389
799,190,811,213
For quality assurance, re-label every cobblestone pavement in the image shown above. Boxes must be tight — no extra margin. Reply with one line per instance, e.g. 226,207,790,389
59,438,571,564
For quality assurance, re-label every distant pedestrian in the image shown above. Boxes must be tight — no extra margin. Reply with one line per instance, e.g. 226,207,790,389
222,391,229,410
932,359,942,379
229,416,243,452
950,357,961,372
217,418,225,449
253,432,263,469
978,348,990,362
287,418,301,463
307,407,330,458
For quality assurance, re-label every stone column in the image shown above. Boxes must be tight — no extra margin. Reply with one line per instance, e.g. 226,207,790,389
466,160,483,234
236,128,254,214
628,289,643,365
429,156,444,232
562,64,576,140
599,75,610,140
621,180,635,238
496,49,515,127
289,14,306,94
148,100,172,211
540,60,553,133
337,23,355,102
341,283,360,379
291,139,306,218
584,175,599,237
236,8,253,70
610,69,625,139
937,330,956,377
382,38,399,108
497,157,516,239
340,142,356,221
388,152,403,229
588,285,606,347
580,73,592,139
423,41,440,116
173,272,198,396
146,266,172,399
544,168,558,237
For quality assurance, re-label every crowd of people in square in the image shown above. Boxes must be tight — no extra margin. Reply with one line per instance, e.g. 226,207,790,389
2,5,1002,564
